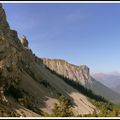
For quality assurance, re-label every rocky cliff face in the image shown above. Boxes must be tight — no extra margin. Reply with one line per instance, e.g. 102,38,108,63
0,4,21,91
0,4,10,34
0,4,97,116
43,58,120,103
43,58,92,85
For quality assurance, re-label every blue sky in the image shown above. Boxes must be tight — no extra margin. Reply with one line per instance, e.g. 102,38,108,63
2,3,120,73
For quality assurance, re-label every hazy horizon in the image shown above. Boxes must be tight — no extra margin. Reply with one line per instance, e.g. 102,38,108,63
3,3,120,73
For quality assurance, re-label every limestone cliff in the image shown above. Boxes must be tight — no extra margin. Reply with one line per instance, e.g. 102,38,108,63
42,58,120,103
43,58,92,85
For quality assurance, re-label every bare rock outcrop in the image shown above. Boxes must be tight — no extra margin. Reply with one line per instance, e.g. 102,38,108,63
21,35,29,48
0,4,10,35
43,58,92,85
42,58,120,104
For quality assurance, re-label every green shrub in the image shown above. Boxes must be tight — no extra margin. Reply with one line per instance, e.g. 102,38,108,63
51,95,74,117
5,84,23,101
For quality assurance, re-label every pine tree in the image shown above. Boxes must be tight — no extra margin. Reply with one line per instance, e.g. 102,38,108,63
52,95,74,117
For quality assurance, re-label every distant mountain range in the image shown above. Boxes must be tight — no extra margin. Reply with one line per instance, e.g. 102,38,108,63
92,73,120,94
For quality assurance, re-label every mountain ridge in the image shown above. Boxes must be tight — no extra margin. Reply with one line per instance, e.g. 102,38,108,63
43,58,120,103
43,58,91,85
0,3,97,116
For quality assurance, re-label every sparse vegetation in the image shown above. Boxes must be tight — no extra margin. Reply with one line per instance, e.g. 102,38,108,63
4,80,26,107
45,65,120,117
5,84,23,101
27,104,44,116
39,80,51,88
52,95,74,117
43,95,74,117
45,65,108,103
78,99,120,117
0,104,19,117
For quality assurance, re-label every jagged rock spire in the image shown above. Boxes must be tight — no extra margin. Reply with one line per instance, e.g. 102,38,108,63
21,35,29,47
0,3,10,34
